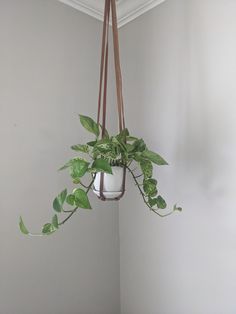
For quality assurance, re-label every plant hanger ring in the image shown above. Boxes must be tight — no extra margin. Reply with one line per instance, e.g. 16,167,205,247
96,0,126,201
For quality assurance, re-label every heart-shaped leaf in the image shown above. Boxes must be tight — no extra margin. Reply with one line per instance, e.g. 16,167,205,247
69,158,89,179
66,194,76,206
156,195,167,209
42,223,56,235
140,160,153,178
143,179,158,197
79,115,99,137
148,197,157,207
73,189,92,209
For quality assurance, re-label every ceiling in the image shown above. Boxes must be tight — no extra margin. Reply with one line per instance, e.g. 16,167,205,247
58,0,166,28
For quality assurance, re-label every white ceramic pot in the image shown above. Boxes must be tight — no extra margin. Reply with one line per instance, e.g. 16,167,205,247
93,166,125,199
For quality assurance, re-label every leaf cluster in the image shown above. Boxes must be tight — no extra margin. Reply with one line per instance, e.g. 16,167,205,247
19,114,182,236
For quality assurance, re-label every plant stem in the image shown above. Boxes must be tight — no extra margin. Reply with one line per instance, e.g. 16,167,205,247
135,174,143,179
59,207,78,226
127,166,174,218
59,177,95,226
79,181,89,189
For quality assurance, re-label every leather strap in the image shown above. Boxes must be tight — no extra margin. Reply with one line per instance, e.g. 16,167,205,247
98,0,110,200
97,0,110,128
97,0,125,133
97,0,126,201
111,0,125,131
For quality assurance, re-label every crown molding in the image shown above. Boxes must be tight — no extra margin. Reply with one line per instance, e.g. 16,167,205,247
58,0,166,28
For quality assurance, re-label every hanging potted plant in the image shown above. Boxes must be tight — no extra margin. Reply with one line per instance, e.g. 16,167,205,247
19,0,182,236
19,114,182,236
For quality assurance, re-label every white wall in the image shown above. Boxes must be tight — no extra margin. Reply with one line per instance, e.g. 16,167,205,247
0,1,120,314
2,1,236,313
119,0,236,313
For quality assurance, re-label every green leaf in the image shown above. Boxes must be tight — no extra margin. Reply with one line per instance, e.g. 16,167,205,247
133,152,142,162
92,159,112,174
53,198,62,212
66,194,75,206
156,195,167,209
72,178,81,184
140,160,153,178
69,158,89,179
71,144,88,153
73,189,92,209
87,141,97,147
174,204,182,212
133,139,146,152
53,189,67,213
112,136,127,152
126,143,135,153
19,216,29,235
42,223,56,235
116,128,129,142
52,215,59,229
142,150,168,165
79,115,99,137
148,197,157,207
95,139,113,153
126,136,138,142
143,179,158,197
59,158,89,175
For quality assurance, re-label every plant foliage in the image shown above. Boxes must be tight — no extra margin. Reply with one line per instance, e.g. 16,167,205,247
19,115,182,236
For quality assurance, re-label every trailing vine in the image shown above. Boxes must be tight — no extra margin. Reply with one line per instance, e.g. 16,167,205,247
19,115,182,236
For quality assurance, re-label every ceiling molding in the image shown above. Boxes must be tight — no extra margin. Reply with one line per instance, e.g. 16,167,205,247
58,0,166,28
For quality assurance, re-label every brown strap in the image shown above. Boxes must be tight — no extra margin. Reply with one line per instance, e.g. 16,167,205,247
97,0,126,201
99,0,110,200
97,0,110,126
101,1,110,138
97,0,125,134
110,0,125,131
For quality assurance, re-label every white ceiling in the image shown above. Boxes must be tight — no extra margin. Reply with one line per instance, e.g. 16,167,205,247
58,0,166,28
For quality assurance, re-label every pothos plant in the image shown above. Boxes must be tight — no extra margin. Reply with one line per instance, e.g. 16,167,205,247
19,115,182,236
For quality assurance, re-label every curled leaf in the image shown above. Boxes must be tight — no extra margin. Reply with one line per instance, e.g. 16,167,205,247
66,194,76,206
53,189,67,212
19,216,29,235
52,215,59,229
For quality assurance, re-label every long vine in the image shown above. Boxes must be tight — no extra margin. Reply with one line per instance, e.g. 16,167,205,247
19,115,182,236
